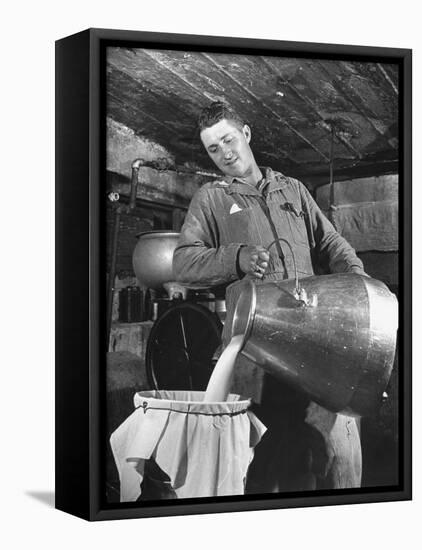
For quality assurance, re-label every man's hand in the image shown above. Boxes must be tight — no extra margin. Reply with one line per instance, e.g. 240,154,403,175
238,245,270,279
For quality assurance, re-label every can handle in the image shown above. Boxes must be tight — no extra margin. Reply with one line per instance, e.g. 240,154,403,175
266,238,301,297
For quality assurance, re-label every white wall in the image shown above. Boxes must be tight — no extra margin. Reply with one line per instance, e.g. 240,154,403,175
2,1,419,549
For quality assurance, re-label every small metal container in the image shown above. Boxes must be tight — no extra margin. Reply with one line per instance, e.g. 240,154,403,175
132,231,180,290
119,286,143,323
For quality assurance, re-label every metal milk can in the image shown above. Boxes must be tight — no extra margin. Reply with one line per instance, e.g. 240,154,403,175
230,272,398,417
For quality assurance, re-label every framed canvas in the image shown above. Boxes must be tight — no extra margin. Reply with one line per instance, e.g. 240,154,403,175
55,28,412,521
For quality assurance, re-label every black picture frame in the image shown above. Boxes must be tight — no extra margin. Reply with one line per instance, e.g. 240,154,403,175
55,27,412,521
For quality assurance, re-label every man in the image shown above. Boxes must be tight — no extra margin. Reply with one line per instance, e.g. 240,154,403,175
173,101,365,492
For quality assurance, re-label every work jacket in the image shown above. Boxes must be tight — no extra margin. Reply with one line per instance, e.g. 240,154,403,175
173,168,365,287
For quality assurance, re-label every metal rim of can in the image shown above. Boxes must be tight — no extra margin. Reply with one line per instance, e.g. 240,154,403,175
231,280,257,351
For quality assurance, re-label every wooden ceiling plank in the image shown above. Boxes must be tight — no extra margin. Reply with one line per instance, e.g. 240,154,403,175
130,105,181,136
260,57,362,159
108,49,204,124
107,67,214,167
201,53,330,163
141,49,216,102
376,63,399,96
107,74,182,139
107,70,188,136
352,61,399,103
315,60,397,151
338,61,397,113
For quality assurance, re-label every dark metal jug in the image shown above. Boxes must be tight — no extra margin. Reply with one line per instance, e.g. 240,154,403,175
231,274,398,417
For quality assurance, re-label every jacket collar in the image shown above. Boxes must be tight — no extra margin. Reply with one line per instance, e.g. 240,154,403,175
223,167,289,195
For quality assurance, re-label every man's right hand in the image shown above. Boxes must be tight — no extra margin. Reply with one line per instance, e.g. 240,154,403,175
238,245,270,279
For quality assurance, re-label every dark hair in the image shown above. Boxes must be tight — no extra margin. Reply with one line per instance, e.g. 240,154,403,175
198,101,245,132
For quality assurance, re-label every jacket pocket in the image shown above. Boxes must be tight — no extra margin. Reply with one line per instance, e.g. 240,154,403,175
221,207,256,243
284,210,309,246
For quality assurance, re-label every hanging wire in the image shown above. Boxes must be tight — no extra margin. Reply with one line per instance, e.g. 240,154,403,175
328,124,337,230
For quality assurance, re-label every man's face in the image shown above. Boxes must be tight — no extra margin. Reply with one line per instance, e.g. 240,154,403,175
200,119,256,178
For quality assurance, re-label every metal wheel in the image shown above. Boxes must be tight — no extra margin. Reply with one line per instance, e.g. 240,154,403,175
145,302,222,391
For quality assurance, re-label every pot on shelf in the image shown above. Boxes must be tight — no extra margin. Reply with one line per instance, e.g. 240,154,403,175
132,231,180,290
